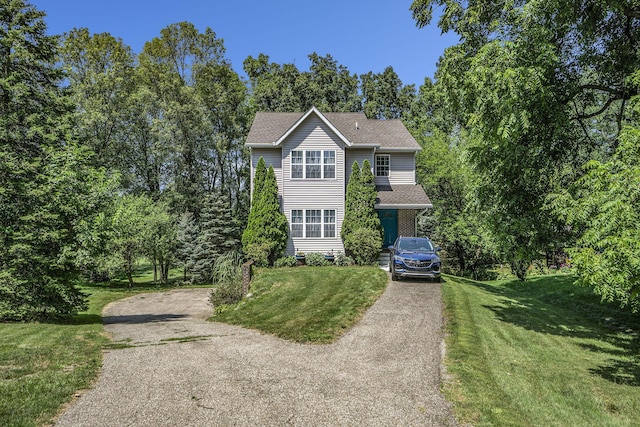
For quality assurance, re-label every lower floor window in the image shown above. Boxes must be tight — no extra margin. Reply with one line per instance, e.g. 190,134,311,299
324,210,335,237
291,209,336,238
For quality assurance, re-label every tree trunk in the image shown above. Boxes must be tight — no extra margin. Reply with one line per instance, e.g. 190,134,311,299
162,262,169,284
153,257,158,284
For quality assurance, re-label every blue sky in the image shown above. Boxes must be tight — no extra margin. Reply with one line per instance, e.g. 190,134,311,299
31,0,458,88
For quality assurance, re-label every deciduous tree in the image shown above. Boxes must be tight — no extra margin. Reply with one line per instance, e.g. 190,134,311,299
361,66,416,120
411,0,640,278
60,28,135,175
174,211,199,282
244,53,361,113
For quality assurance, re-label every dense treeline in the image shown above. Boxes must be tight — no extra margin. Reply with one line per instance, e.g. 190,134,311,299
2,0,639,320
0,0,424,320
410,0,640,309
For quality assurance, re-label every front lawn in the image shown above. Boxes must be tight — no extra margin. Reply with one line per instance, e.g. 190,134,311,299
0,265,188,427
211,266,388,343
442,274,640,426
0,286,136,427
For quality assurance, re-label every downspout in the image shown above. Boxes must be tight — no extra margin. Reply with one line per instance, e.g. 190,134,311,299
248,147,253,207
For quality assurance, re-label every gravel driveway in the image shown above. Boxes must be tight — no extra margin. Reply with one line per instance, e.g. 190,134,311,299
55,276,456,426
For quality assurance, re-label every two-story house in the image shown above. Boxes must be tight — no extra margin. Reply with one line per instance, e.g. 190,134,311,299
245,107,432,255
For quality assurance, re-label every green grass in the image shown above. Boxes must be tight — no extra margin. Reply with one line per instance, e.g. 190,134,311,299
0,264,191,427
212,266,388,343
0,287,136,427
442,274,640,426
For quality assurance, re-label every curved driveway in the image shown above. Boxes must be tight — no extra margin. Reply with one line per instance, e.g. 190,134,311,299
56,277,456,426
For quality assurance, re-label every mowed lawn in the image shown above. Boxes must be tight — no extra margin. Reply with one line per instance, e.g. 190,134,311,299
0,265,186,427
212,266,389,343
442,274,640,426
0,286,135,427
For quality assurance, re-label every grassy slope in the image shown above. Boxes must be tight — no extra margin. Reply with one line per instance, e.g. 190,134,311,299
212,266,389,343
442,274,640,427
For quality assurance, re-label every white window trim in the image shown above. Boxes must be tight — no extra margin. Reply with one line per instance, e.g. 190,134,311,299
291,209,304,238
375,154,390,177
290,208,337,238
290,150,336,180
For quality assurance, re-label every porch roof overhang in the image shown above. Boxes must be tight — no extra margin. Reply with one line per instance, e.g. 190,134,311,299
375,184,433,209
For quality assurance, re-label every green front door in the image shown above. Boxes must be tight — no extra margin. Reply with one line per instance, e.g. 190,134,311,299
378,209,398,247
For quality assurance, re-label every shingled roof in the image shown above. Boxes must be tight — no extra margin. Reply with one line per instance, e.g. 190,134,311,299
245,107,421,151
375,184,432,209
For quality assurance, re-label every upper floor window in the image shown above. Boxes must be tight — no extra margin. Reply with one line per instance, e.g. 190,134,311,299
306,151,321,178
291,151,304,179
291,150,336,179
323,151,335,179
375,154,390,177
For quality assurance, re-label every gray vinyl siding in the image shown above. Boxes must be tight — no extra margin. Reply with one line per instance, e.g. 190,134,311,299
281,116,346,255
345,148,374,185
375,151,416,186
250,148,282,197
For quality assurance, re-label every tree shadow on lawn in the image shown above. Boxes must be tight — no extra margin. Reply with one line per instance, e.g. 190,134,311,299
453,275,640,386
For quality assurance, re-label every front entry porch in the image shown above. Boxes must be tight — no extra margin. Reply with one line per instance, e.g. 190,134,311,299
377,208,427,246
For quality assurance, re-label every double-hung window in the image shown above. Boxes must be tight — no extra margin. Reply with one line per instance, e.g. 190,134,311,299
290,150,336,179
291,151,304,179
305,209,322,237
323,210,335,237
323,151,335,179
375,154,390,177
291,210,303,238
305,151,322,179
291,209,336,238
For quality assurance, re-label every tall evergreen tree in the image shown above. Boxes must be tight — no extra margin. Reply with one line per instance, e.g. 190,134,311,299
341,161,362,240
192,194,240,284
242,165,288,266
360,160,383,239
0,0,104,319
251,156,267,205
342,161,382,263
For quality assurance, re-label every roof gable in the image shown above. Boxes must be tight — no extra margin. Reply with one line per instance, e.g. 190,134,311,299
274,107,352,147
245,107,421,151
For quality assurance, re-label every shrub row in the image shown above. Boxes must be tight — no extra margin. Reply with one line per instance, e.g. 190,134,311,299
274,252,354,267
